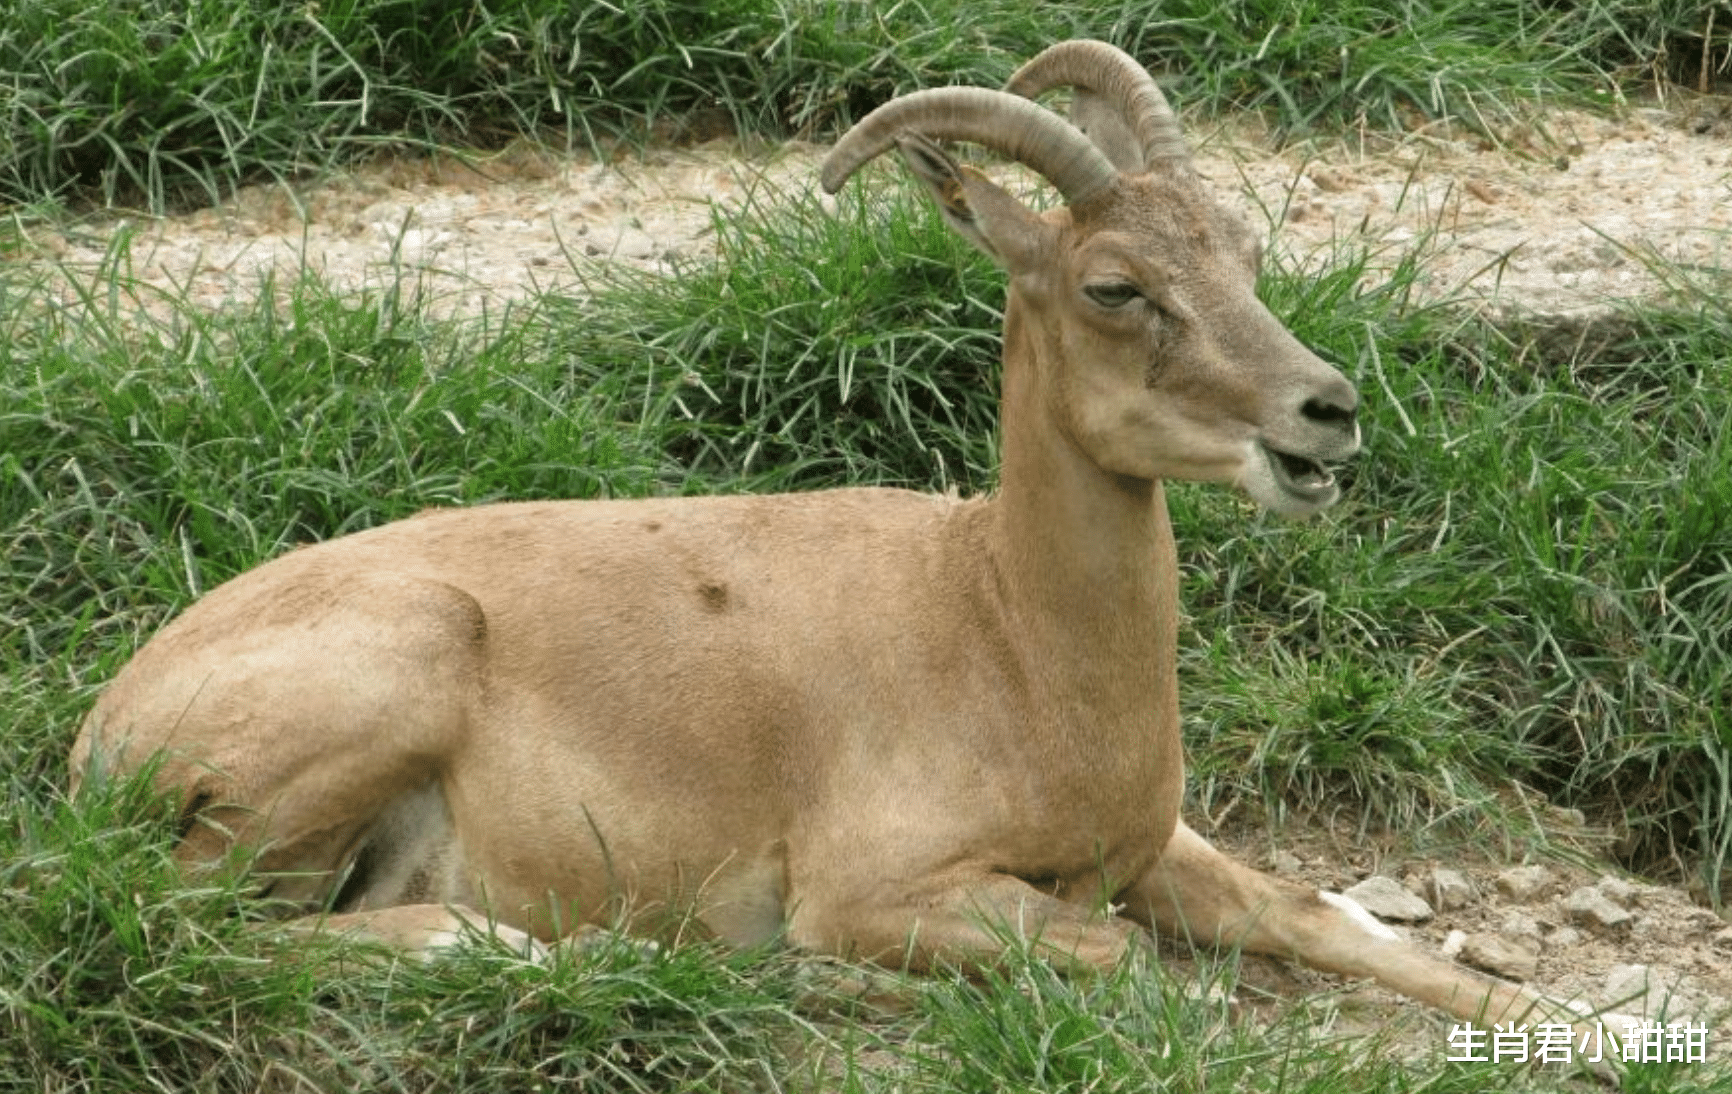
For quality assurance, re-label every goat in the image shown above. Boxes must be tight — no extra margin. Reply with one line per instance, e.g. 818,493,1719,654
72,39,1628,1068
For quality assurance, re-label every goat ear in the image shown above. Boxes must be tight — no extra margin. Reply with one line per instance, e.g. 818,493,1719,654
895,133,1052,271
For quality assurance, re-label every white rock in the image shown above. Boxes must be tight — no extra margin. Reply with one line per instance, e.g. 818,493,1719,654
1566,886,1635,932
1603,964,1697,1021
1342,876,1434,922
1603,963,1653,1006
1441,929,1468,958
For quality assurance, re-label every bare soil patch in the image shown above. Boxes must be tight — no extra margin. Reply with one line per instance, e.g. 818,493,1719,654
34,100,1732,323
1200,816,1732,1071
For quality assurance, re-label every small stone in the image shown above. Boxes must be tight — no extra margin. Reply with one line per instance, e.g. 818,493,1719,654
1497,910,1546,949
1426,867,1480,912
594,227,659,261
1268,850,1303,876
1342,876,1435,922
1441,929,1468,958
1496,865,1556,902
1601,964,1696,1020
1546,925,1584,949
1307,165,1354,193
1566,885,1635,932
1713,926,1732,952
1603,963,1653,1008
1595,875,1639,908
1460,933,1540,981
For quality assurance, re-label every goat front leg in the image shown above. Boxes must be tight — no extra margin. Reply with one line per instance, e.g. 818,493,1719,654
1124,821,1631,1067
788,870,1145,974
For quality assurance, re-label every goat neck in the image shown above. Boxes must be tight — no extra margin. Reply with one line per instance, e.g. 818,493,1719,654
985,289,1179,647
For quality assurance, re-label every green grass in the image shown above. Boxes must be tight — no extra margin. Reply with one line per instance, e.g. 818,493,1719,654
5,763,825,1091
5,4,1732,1090
6,763,1642,1093
1181,254,1732,876
1,0,1720,210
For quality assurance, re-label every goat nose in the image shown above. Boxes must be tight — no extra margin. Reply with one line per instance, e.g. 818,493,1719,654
1297,363,1359,435
1301,396,1356,430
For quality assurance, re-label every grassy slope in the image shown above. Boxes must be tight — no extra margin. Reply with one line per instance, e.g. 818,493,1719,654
0,0,1716,210
4,1,1732,1090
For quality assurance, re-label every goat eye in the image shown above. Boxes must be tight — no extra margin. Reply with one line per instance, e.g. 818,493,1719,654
1083,282,1141,309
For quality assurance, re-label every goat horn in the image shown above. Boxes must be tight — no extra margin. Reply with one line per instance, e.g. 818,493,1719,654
821,86,1119,207
1004,39,1189,166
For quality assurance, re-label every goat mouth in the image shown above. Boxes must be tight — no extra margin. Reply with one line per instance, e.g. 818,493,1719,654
1262,442,1337,500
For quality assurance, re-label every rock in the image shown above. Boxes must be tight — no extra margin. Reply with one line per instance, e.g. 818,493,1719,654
1342,876,1435,922
1712,926,1732,952
1603,964,1696,1020
1565,885,1634,932
1497,910,1546,950
588,226,660,261
1495,865,1555,902
1460,933,1540,981
1603,963,1653,1008
1426,867,1480,912
1268,850,1303,876
1595,875,1640,907
1441,929,1468,959
1307,165,1355,193
1546,925,1584,949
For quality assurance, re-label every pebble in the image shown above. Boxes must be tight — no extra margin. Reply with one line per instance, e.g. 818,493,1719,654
1495,864,1556,902
1546,925,1584,949
1426,867,1480,912
588,226,661,260
1602,964,1699,1021
1595,875,1640,908
1565,885,1635,932
1342,876,1435,922
1498,910,1546,949
1461,933,1540,981
1268,850,1304,877
1441,929,1468,959
1603,963,1654,1008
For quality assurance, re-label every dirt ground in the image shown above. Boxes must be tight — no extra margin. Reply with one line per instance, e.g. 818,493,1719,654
1202,815,1732,1072
34,95,1732,323
29,92,1732,1070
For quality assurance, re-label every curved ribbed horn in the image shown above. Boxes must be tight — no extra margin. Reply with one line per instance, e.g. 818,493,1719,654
821,86,1119,207
1004,39,1188,168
